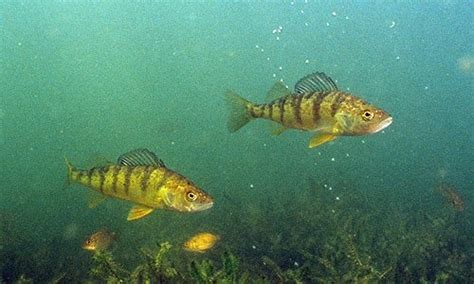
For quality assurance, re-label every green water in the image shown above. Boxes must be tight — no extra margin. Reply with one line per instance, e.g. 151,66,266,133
1,1,473,282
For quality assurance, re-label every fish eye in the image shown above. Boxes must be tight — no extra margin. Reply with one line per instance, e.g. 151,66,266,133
362,110,374,121
186,191,198,201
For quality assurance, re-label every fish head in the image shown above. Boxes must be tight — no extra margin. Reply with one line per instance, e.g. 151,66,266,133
82,229,114,251
337,102,392,135
82,234,100,251
164,181,214,212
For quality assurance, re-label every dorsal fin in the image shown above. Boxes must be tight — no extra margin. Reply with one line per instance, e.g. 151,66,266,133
117,149,165,167
294,72,338,94
266,81,292,101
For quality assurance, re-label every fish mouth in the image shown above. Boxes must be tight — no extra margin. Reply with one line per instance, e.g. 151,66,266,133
197,201,214,211
371,117,393,133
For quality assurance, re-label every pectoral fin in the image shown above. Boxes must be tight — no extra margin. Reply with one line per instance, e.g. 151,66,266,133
127,205,154,221
308,133,337,148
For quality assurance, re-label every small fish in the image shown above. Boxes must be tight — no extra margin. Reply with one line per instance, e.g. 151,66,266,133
66,148,214,221
82,228,116,251
438,183,464,211
226,72,392,148
183,232,220,253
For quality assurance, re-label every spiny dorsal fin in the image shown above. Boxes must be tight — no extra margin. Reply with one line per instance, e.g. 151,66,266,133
266,81,291,102
295,72,338,94
118,148,165,167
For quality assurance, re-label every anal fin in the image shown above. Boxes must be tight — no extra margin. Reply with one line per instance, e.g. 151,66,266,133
309,133,337,148
270,122,287,136
127,205,154,221
88,192,107,209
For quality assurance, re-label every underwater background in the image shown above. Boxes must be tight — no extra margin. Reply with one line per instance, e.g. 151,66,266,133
1,1,473,282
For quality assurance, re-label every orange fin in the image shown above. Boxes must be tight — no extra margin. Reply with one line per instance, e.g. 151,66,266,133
309,133,337,148
127,205,154,221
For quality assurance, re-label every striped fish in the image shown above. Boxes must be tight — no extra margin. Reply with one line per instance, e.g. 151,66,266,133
65,149,213,221
226,72,392,148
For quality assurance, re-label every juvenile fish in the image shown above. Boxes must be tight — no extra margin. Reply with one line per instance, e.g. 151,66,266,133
66,149,214,221
183,232,220,253
226,72,392,148
438,183,464,211
82,228,116,251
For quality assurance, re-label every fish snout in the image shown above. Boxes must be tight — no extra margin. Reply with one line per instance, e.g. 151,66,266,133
369,113,392,134
196,200,214,211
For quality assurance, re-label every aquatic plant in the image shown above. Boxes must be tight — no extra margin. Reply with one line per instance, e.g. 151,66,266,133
261,256,305,283
89,241,181,283
89,250,128,282
188,251,249,283
130,241,180,282
11,274,33,284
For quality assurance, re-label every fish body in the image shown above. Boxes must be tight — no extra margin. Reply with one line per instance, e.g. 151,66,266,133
438,183,464,211
82,228,116,251
183,232,220,253
226,72,392,148
66,149,214,220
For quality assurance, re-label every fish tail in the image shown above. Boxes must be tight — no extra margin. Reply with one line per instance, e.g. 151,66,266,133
225,90,254,132
64,156,75,188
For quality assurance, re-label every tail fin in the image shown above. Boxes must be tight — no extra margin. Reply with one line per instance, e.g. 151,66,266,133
225,90,254,132
64,156,75,188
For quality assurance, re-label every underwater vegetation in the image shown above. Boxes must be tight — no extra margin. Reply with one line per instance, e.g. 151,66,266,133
89,242,243,283
3,176,471,282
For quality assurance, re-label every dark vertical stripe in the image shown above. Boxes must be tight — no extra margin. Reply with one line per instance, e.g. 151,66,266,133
141,166,153,193
249,106,257,118
259,105,265,118
278,97,286,124
98,167,106,194
76,171,83,182
330,92,345,117
91,167,104,193
87,169,94,186
312,92,330,124
268,101,274,120
155,170,170,192
294,94,303,125
112,166,120,193
123,167,132,196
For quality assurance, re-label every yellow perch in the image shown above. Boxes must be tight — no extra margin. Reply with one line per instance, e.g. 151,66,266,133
226,72,393,148
66,148,214,221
